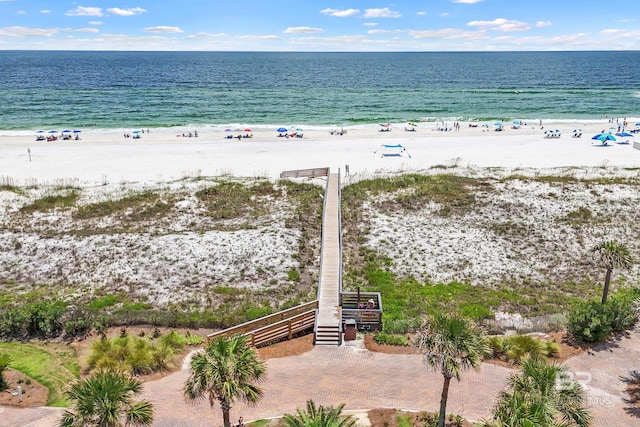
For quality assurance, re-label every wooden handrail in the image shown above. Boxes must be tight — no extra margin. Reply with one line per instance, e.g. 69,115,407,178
207,300,319,341
280,167,330,179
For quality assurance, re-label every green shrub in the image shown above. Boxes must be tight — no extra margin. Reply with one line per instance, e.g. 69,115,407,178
88,294,120,311
287,268,301,282
87,335,177,375
504,335,547,362
0,352,11,391
488,336,505,357
373,332,410,346
488,334,559,363
567,292,639,343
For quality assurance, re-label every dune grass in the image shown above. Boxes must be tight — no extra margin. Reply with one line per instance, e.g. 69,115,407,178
0,341,79,406
20,190,80,213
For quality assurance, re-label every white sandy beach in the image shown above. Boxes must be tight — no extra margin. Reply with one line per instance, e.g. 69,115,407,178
1,119,639,308
0,120,638,186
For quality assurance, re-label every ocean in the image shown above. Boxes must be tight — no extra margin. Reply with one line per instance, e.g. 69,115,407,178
1,50,639,132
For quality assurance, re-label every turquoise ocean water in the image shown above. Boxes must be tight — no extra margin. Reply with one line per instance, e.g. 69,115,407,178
1,51,639,133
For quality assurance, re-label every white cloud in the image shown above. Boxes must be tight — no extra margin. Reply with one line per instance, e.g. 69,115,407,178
320,8,359,17
364,8,401,18
467,18,531,32
368,29,392,35
62,27,100,33
17,10,25,15
408,28,487,40
363,22,379,27
144,26,183,34
453,0,484,3
107,7,146,17
187,32,227,39
441,12,450,17
284,27,322,34
88,21,103,26
236,35,280,40
417,11,427,16
40,10,51,14
536,21,552,28
0,26,58,37
66,6,103,17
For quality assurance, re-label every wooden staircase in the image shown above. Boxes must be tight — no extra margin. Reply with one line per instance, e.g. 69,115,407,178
314,324,341,346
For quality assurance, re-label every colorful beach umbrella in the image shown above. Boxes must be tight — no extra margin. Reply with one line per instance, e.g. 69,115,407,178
592,133,616,142
244,128,252,132
277,127,287,133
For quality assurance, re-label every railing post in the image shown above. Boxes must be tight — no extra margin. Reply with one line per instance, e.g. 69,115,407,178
288,321,293,340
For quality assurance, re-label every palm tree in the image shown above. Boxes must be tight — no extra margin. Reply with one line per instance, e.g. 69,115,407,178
415,313,490,427
491,357,591,426
59,370,154,427
592,240,633,304
183,335,266,427
283,399,357,427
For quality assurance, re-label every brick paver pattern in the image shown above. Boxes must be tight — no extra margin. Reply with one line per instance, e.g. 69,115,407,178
4,330,640,427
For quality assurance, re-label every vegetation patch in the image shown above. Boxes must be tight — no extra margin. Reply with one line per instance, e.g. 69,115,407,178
0,341,79,406
20,190,80,213
373,331,411,346
344,174,481,216
196,181,274,220
87,330,196,375
488,334,560,364
74,190,172,221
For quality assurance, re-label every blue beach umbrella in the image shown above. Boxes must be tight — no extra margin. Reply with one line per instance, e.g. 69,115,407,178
277,127,287,133
593,133,616,142
62,129,71,133
132,130,141,134
36,130,44,133
73,129,82,133
48,130,58,134
512,120,521,125
494,122,503,126
615,132,633,137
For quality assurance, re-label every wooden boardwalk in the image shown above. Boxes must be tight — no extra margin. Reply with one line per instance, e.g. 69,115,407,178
314,172,342,345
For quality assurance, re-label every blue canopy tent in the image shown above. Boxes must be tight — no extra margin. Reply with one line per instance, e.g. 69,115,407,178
374,144,412,158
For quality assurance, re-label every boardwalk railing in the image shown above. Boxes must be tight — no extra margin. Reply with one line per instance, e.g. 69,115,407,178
207,300,319,343
248,309,317,347
339,291,383,331
280,167,330,179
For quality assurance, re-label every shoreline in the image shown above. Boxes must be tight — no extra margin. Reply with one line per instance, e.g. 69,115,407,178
0,118,638,186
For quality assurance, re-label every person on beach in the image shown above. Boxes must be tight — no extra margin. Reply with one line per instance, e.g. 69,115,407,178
237,416,245,427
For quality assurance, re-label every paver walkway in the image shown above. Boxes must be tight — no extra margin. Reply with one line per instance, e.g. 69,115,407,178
4,330,640,426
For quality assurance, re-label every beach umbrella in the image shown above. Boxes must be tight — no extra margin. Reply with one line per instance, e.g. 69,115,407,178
48,130,58,134
73,129,82,133
615,132,633,137
244,128,252,132
36,130,44,133
132,130,141,134
277,127,287,133
572,129,582,133
593,133,616,142
62,129,71,133
512,120,520,125
295,127,303,131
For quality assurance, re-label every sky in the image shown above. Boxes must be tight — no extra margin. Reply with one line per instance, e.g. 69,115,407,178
0,0,638,51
